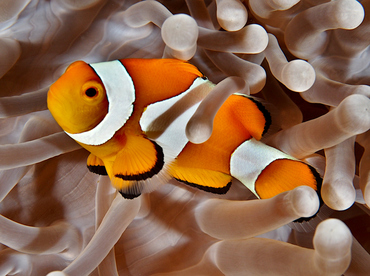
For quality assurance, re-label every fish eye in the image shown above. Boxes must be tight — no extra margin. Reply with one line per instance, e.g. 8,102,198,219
85,88,98,98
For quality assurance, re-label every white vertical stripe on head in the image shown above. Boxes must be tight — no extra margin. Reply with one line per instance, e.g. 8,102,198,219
66,60,135,145
230,138,296,198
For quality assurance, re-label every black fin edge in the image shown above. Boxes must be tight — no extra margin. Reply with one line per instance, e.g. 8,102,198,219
119,190,141,199
87,165,108,175
293,164,323,223
175,178,232,194
115,140,164,181
248,97,272,136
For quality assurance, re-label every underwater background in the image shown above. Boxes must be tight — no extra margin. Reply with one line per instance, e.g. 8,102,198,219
0,0,369,275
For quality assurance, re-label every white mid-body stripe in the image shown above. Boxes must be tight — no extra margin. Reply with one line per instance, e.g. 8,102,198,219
65,60,135,146
230,138,296,198
140,77,214,159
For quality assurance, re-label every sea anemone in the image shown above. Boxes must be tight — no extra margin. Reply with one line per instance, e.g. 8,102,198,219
0,0,369,275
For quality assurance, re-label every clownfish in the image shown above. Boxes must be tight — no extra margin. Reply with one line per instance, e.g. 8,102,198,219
47,58,321,200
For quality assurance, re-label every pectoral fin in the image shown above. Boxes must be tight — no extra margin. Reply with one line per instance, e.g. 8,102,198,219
111,134,165,198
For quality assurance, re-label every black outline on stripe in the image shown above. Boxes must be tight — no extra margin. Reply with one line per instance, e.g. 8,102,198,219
87,60,135,127
230,94,272,137
248,97,272,136
175,178,232,194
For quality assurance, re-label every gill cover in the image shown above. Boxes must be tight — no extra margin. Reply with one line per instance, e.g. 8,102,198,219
67,60,135,145
47,61,109,135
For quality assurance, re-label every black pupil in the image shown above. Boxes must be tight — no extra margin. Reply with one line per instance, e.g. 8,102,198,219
85,88,97,97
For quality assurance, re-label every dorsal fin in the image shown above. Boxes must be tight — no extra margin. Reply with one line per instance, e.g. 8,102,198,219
121,59,204,108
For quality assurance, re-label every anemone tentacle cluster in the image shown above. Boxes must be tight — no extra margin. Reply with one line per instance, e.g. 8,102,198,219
0,0,369,275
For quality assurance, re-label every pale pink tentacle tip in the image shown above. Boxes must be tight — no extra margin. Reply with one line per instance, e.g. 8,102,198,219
161,14,198,60
313,218,352,274
215,0,248,31
288,186,320,218
264,34,315,92
197,218,351,276
47,272,67,276
322,137,356,211
195,186,319,240
285,0,365,59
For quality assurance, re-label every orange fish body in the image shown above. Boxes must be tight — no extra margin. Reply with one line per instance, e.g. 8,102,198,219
47,58,321,200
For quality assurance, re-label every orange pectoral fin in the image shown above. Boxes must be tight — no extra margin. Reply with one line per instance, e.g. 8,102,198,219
255,159,322,199
87,153,108,175
111,135,165,197
169,161,232,194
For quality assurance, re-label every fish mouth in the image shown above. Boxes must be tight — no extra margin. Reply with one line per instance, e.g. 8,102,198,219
47,86,74,133
47,86,62,116
47,87,57,114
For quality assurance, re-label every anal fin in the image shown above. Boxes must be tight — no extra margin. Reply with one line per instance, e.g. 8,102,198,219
87,153,108,175
169,161,232,194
